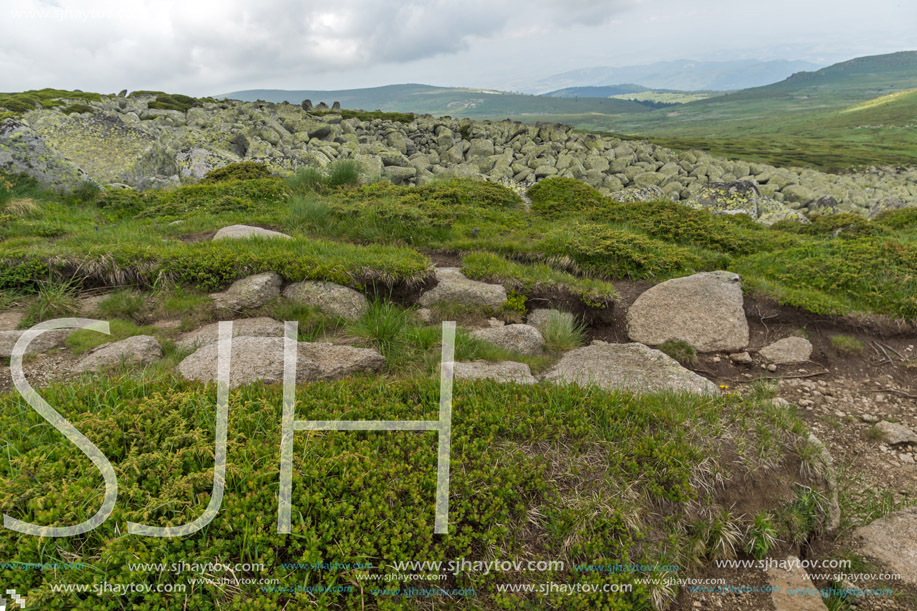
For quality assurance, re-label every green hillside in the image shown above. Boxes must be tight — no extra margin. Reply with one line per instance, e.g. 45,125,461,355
221,83,650,119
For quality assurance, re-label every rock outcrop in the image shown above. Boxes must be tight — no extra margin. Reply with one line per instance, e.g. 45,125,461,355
4,95,913,219
626,271,749,352
282,281,369,320
543,342,719,395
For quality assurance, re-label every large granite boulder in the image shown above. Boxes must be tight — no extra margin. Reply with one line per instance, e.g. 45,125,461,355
210,272,282,311
282,281,369,320
470,324,544,355
626,271,749,352
542,342,718,395
176,336,384,389
853,508,917,585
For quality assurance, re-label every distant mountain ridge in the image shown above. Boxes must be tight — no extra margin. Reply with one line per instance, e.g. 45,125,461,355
523,59,823,93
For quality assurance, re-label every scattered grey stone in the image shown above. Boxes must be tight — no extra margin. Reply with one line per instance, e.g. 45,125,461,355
282,281,369,320
0,329,74,358
626,271,749,352
210,272,282,311
417,267,507,310
177,317,285,351
853,507,917,585
873,421,917,446
759,336,813,364
729,351,753,365
542,342,719,395
767,363,778,372
471,324,544,355
212,225,291,241
73,335,162,373
454,361,536,384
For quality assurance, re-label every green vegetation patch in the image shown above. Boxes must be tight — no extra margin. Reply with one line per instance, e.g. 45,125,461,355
461,251,618,308
131,90,209,112
527,176,605,218
0,375,815,610
733,238,917,318
0,89,101,117
200,161,274,184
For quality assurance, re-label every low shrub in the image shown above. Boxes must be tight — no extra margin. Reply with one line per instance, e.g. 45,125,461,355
872,207,917,231
200,161,273,184
527,176,604,218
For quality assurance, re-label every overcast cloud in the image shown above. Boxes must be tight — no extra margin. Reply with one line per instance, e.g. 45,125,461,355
1,0,914,95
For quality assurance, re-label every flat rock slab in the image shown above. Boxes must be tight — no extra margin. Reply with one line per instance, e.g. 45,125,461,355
212,225,291,240
454,361,536,384
0,310,24,331
417,267,507,310
177,317,285,351
177,336,384,389
211,272,282,311
765,556,829,610
759,336,813,364
73,335,162,373
282,281,368,320
853,507,917,586
543,342,719,395
874,421,917,446
626,270,749,352
471,324,544,355
0,329,74,358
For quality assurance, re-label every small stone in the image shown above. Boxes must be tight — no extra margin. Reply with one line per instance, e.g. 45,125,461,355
759,336,813,364
729,351,752,364
212,225,291,240
767,363,778,372
454,361,536,384
210,272,282,311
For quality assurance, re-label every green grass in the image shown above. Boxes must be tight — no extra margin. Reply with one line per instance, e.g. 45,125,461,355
0,88,101,118
657,339,698,366
19,277,79,328
3,169,917,320
539,311,587,352
65,319,160,354
97,289,147,322
830,335,866,355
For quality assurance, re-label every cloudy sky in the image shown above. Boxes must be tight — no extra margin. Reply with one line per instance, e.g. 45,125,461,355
1,0,915,95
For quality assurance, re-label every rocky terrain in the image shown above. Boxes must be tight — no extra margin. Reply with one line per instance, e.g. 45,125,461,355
1,91,916,223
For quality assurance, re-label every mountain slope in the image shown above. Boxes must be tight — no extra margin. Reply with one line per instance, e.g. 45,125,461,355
525,59,822,93
220,83,650,118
